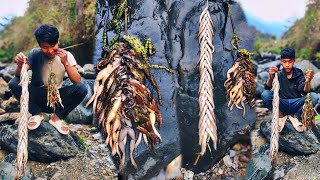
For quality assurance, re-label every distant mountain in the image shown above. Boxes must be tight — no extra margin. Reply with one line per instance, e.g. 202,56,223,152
244,11,292,38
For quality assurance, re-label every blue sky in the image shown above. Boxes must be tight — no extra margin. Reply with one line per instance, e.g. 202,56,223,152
236,0,308,37
0,0,309,37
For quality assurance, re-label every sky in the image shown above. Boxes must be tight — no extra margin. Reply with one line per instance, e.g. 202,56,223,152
236,0,308,37
0,0,309,36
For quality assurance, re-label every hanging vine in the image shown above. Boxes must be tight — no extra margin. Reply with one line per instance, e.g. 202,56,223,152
194,0,217,165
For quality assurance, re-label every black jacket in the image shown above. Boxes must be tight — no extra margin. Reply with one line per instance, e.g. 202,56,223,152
265,67,306,99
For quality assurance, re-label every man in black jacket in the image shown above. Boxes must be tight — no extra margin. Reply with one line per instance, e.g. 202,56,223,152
261,47,319,132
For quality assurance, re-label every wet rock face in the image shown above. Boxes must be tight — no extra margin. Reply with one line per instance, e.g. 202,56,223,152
0,122,81,163
260,120,320,155
95,0,256,177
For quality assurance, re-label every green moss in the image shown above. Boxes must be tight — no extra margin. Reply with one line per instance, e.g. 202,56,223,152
78,134,91,149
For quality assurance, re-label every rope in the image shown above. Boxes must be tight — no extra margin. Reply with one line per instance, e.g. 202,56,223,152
195,0,217,165
270,73,279,163
16,62,29,179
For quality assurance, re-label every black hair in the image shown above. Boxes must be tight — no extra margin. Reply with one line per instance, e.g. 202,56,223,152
34,24,59,46
280,47,295,60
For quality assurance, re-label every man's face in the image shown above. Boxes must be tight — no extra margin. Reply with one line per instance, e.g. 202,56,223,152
39,42,59,58
281,58,295,73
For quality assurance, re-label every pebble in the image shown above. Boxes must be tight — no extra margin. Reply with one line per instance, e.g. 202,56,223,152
183,170,194,180
223,155,233,168
0,108,5,115
232,143,242,151
238,155,250,163
229,150,236,158
218,168,223,175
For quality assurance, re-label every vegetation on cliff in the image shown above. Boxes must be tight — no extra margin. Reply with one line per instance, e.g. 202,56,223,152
254,0,320,60
0,0,96,65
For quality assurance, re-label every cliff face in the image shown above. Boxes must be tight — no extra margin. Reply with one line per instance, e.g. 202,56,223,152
94,0,257,178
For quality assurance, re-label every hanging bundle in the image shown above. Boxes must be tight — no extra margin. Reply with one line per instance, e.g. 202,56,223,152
86,0,172,171
301,93,315,131
194,0,217,165
47,61,64,110
16,62,29,179
270,73,280,162
224,49,256,117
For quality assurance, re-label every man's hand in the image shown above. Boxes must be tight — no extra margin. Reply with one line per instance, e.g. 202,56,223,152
55,49,69,65
305,69,314,83
15,52,27,67
268,66,278,80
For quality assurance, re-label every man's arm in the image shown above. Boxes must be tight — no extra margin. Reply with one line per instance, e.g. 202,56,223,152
14,52,30,76
265,66,278,88
56,49,81,83
303,69,314,93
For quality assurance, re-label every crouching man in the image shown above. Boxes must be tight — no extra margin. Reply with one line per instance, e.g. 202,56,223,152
9,24,87,135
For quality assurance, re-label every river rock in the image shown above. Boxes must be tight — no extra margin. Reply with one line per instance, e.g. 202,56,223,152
65,79,94,124
0,122,81,162
260,120,320,155
283,152,320,180
257,60,281,74
295,60,319,73
244,146,272,180
0,153,34,180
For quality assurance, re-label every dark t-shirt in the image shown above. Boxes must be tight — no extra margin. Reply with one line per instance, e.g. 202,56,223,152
265,67,306,99
27,48,77,88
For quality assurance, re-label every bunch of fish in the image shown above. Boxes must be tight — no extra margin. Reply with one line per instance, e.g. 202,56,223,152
224,49,256,117
86,41,166,170
302,93,315,131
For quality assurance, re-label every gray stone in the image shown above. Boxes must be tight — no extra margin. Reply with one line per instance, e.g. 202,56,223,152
95,0,256,178
65,79,94,124
295,60,319,73
1,97,20,112
223,155,233,168
0,77,10,99
310,72,320,92
255,80,265,98
283,152,320,180
82,64,95,73
229,150,236,158
0,122,81,163
0,63,16,81
260,120,320,155
244,149,272,180
257,60,281,73
81,64,97,79
258,71,269,82
0,153,34,180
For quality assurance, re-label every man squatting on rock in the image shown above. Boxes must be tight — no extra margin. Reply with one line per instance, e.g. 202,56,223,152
261,47,319,132
9,24,87,135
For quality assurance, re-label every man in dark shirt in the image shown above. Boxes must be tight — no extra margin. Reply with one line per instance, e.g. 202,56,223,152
261,47,319,132
9,24,87,135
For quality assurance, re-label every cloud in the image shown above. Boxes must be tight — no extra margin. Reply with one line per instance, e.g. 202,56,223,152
236,0,308,23
0,0,29,17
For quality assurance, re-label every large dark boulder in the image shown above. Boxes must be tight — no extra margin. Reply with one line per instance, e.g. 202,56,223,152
95,0,257,178
65,79,94,124
260,120,320,155
0,122,81,163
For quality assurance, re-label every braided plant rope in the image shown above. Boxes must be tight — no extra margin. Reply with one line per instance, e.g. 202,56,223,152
16,63,29,179
195,0,217,165
270,73,280,163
